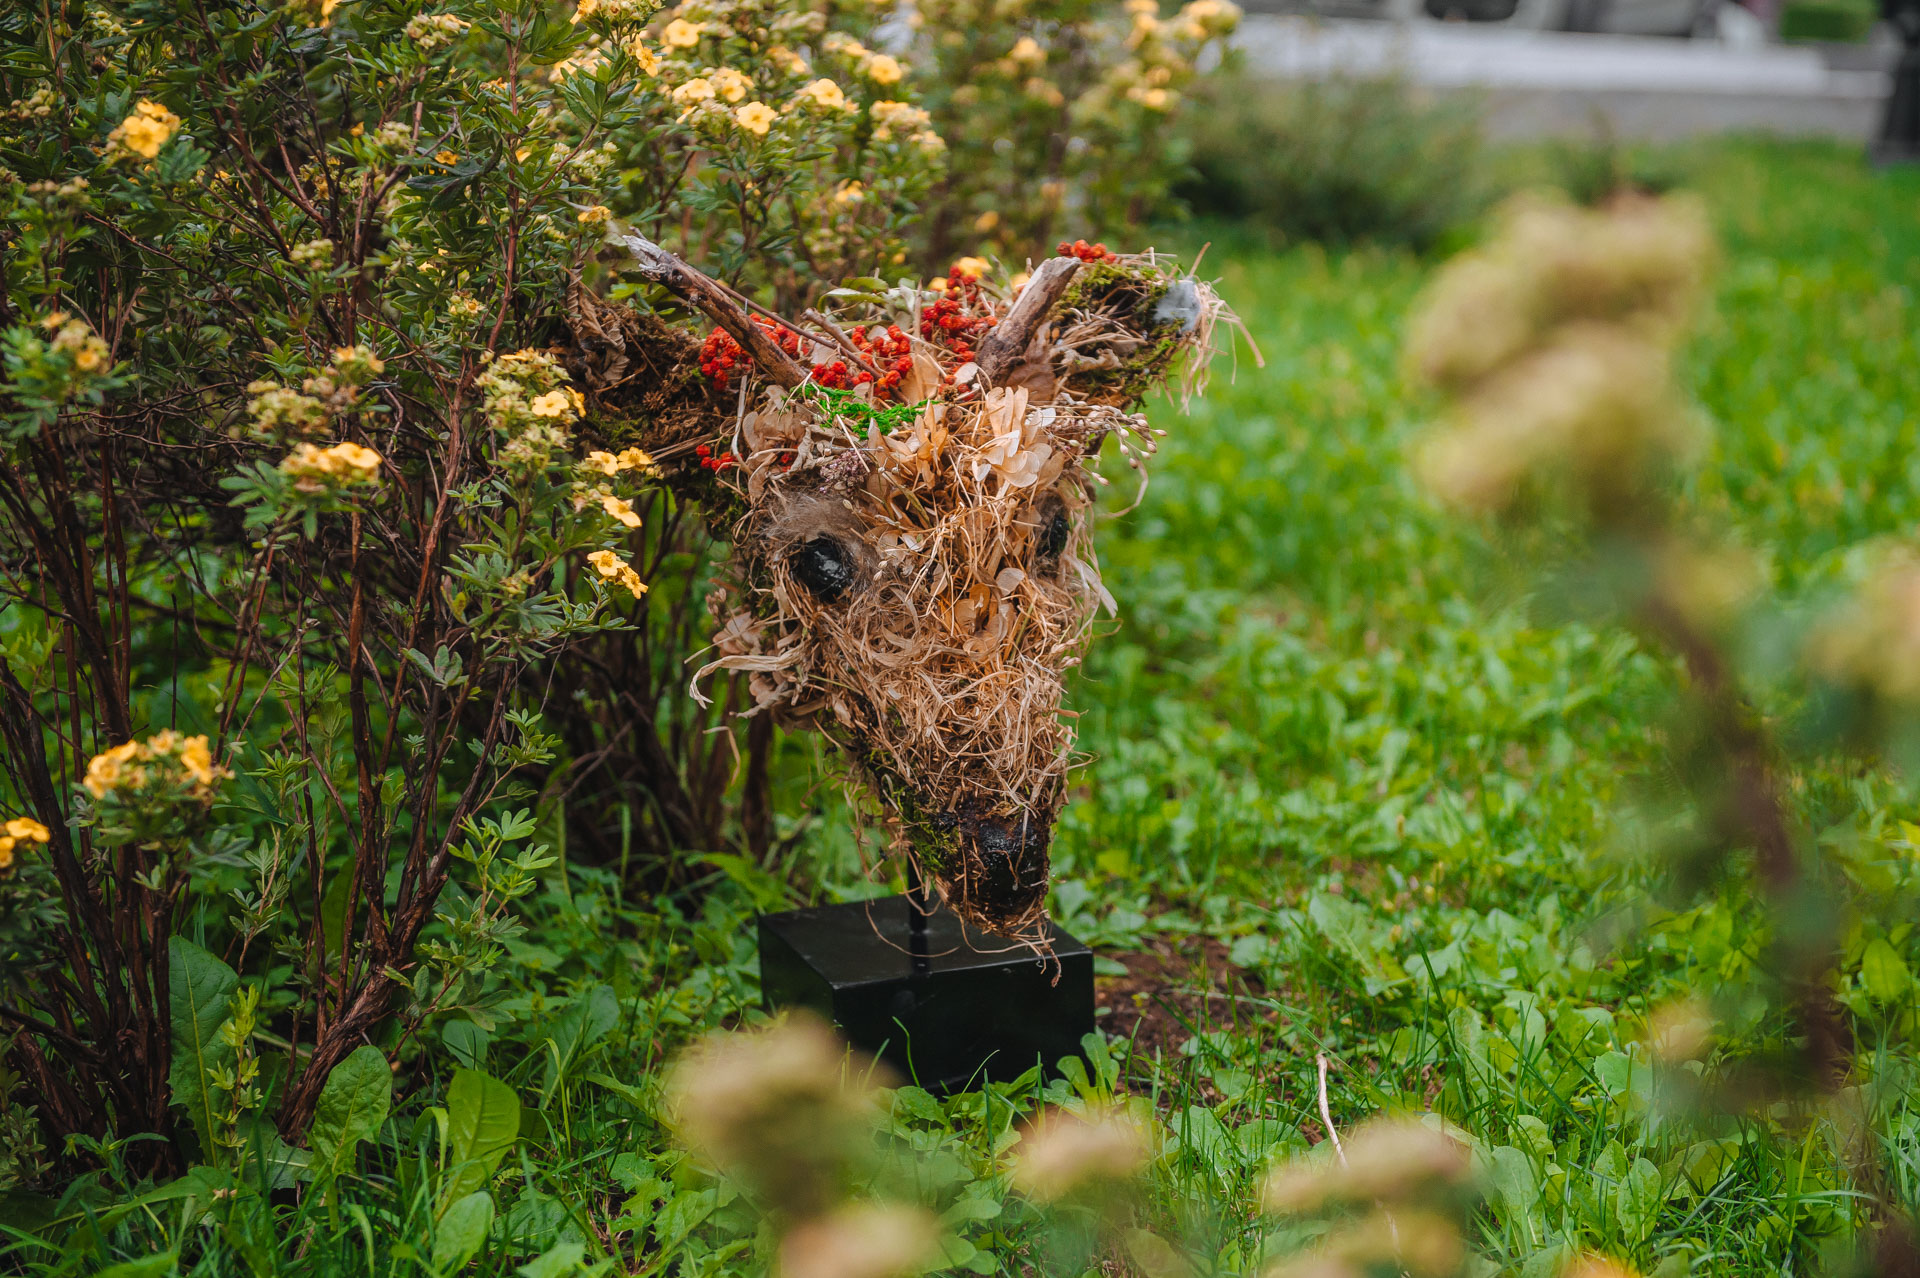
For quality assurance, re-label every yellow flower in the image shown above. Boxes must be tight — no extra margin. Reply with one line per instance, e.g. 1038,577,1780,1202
616,446,656,472
0,840,12,871
1007,34,1044,64
435,149,458,165
1130,85,1173,109
601,492,642,527
84,741,144,798
672,77,716,118
530,390,575,418
107,99,182,161
587,549,648,598
769,44,811,75
5,818,50,843
577,204,612,224
281,440,384,487
791,78,850,112
624,37,661,73
571,0,599,21
176,735,217,787
950,256,991,280
584,450,622,474
863,53,904,84
868,99,930,138
661,16,702,46
734,101,776,135
832,180,865,207
710,67,751,102
974,209,1000,232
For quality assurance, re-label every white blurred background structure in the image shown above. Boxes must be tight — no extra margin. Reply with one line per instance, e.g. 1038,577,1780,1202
1230,12,1894,138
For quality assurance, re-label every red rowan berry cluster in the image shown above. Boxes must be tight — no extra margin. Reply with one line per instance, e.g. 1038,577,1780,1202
699,318,805,390
694,442,736,471
844,323,917,399
1058,239,1118,263
919,267,994,363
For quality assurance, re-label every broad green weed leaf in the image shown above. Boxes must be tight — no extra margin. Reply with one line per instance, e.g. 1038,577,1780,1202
518,1241,586,1278
1861,936,1913,1002
1483,1144,1540,1218
1615,1155,1663,1242
167,937,238,1153
541,985,620,1100
310,1045,393,1187
439,1068,521,1212
891,1085,946,1125
434,1191,495,1272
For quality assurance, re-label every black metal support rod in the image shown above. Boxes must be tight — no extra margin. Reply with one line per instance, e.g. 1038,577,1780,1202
905,860,931,978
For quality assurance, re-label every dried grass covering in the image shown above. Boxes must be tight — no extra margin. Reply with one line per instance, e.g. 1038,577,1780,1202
690,254,1237,939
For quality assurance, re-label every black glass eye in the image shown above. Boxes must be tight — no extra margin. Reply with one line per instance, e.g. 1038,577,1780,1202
1039,510,1071,561
791,535,855,601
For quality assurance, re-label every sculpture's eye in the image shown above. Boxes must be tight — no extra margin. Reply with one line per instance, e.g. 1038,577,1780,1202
1038,508,1071,563
791,535,856,601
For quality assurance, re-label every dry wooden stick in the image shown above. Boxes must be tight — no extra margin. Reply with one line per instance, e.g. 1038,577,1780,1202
617,233,808,389
973,256,1081,385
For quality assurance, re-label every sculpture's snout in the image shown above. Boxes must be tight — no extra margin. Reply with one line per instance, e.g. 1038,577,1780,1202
945,807,1053,931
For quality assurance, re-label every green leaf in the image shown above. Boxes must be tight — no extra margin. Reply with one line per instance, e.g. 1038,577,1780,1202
1861,936,1913,1002
518,1242,585,1278
439,1069,521,1213
1484,1144,1541,1219
95,1252,179,1278
540,985,620,1100
167,937,239,1154
309,1046,393,1186
434,1191,496,1272
1614,1155,1663,1242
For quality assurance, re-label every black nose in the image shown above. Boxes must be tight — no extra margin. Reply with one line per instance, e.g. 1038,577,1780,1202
950,810,1051,925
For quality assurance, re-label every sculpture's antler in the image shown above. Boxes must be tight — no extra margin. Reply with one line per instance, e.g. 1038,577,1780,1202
617,233,809,390
973,256,1081,386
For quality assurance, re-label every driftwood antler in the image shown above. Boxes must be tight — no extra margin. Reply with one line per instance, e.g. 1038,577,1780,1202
617,233,809,389
973,256,1080,386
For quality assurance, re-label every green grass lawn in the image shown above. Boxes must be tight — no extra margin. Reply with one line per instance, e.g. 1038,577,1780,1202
26,138,1920,1278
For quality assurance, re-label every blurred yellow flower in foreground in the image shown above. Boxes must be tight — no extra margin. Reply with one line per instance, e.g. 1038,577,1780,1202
779,1204,939,1278
661,17,703,46
1011,1107,1151,1202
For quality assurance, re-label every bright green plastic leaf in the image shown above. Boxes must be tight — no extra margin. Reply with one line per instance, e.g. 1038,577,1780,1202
439,1069,521,1212
433,1191,496,1272
310,1046,393,1185
166,937,239,1153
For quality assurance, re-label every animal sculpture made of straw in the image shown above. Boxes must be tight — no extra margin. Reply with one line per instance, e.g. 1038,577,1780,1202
561,236,1235,946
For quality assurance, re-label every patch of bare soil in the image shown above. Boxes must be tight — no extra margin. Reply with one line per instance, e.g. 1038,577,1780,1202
1095,935,1274,1065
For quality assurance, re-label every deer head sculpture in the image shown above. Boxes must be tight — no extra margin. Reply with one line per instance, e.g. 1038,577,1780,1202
576,238,1229,943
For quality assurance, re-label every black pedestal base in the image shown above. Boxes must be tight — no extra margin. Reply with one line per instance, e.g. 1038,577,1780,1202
757,895,1094,1094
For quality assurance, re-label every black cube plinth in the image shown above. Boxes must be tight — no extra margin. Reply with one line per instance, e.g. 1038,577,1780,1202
757,895,1094,1093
